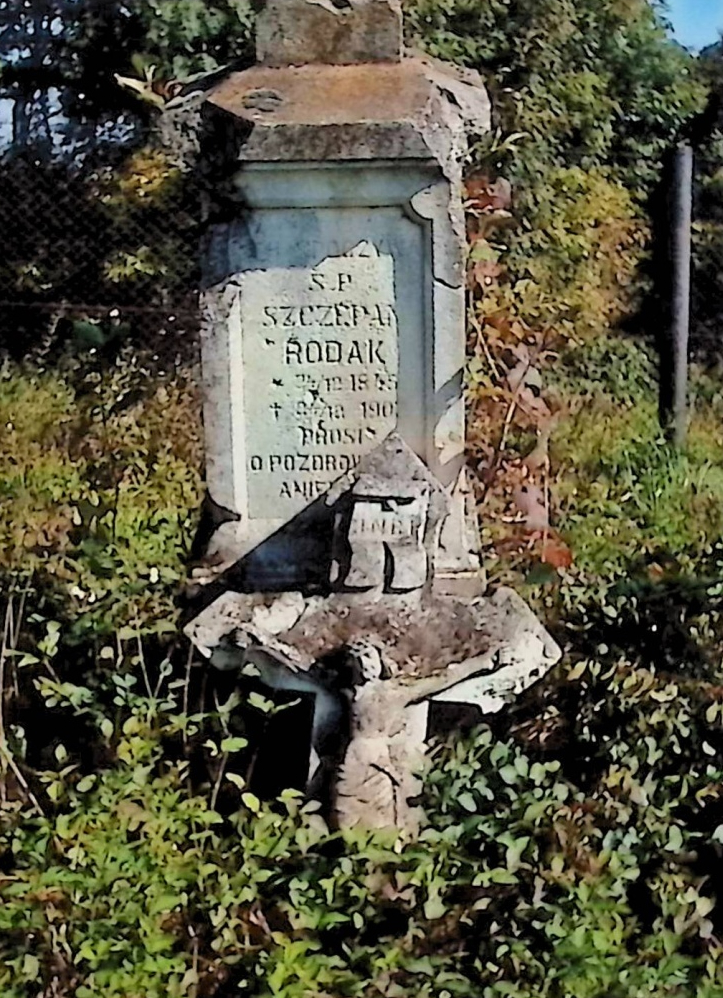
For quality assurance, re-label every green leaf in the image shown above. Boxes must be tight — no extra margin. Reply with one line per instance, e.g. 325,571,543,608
248,691,276,713
22,954,40,980
424,895,447,920
506,836,530,871
499,764,518,785
514,756,529,779
458,791,477,812
242,792,261,813
149,893,182,915
665,825,684,852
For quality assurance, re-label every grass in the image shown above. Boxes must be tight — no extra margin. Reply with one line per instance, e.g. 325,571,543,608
549,335,723,580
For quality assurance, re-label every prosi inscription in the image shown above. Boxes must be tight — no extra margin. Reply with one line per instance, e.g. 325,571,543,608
240,249,399,518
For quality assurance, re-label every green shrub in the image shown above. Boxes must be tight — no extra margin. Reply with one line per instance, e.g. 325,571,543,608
498,166,648,336
5,649,723,997
0,351,203,634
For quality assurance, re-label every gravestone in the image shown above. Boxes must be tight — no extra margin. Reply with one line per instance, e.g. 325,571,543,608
197,0,490,588
183,0,562,833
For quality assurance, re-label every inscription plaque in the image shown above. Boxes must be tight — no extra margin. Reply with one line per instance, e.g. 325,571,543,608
240,246,399,518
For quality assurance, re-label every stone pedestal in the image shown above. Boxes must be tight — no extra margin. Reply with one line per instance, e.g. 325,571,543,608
196,0,490,588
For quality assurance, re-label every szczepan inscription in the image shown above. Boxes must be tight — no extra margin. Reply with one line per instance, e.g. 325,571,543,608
240,250,399,518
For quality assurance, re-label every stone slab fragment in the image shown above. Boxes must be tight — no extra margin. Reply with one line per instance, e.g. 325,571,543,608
342,495,429,592
257,0,403,67
186,585,560,689
329,432,448,595
184,585,561,833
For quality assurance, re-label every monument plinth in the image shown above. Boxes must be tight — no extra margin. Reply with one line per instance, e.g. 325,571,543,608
185,0,560,833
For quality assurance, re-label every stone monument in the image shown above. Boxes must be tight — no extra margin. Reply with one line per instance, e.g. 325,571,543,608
183,0,561,833
196,0,491,589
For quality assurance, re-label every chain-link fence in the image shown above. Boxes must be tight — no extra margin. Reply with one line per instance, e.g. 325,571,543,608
0,102,202,367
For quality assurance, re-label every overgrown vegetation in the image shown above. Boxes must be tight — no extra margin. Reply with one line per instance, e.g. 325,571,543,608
2,0,723,995
691,44,723,359
6,640,723,996
0,352,203,634
407,0,707,337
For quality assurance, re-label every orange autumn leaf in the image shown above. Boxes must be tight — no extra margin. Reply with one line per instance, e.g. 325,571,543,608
541,535,573,569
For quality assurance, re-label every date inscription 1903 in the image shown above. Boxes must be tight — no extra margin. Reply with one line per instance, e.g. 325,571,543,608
241,250,399,518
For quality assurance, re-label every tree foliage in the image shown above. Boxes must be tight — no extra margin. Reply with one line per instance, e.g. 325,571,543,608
407,0,705,191
125,0,254,79
407,0,707,335
689,43,723,357
0,2,133,156
0,0,254,154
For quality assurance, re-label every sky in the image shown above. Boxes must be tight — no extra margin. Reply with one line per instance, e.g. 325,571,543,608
666,0,723,50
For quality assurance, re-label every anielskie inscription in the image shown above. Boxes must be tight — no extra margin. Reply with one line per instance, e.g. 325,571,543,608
240,246,399,519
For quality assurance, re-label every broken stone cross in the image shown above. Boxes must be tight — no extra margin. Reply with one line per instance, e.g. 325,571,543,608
183,0,561,833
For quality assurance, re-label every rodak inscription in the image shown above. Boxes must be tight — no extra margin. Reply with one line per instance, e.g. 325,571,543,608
241,247,399,518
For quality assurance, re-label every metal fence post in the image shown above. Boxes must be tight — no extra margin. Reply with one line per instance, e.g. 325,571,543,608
668,142,694,448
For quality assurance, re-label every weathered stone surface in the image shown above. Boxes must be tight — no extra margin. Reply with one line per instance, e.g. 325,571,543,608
342,496,429,591
206,57,490,170
329,433,448,595
185,585,561,832
335,677,427,832
193,1,490,583
239,242,399,520
257,0,403,68
199,169,479,579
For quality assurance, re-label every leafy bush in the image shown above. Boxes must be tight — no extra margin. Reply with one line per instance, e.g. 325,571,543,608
407,0,705,187
549,335,723,578
5,647,723,997
691,49,723,360
0,350,203,635
494,166,648,336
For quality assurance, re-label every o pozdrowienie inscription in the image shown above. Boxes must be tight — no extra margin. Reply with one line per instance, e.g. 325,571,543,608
241,247,399,518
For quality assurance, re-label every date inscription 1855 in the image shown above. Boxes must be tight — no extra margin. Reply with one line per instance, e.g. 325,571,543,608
240,250,399,518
